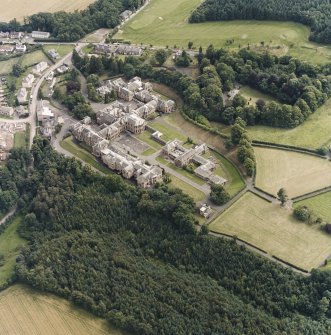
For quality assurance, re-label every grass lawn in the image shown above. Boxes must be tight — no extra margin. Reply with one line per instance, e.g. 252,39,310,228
141,147,157,156
150,121,188,142
136,131,163,150
248,98,331,149
14,131,27,148
156,155,205,185
43,44,74,57
60,136,113,175
116,0,331,64
255,147,331,198
21,50,49,67
0,57,20,75
0,216,26,286
0,284,125,335
295,192,331,223
169,175,205,203
209,192,331,271
240,86,279,104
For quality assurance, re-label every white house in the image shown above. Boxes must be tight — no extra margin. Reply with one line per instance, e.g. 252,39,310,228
22,74,35,88
15,44,26,53
32,31,50,39
33,61,48,76
17,88,27,104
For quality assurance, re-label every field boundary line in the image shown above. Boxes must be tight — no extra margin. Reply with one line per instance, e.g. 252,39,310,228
292,185,331,202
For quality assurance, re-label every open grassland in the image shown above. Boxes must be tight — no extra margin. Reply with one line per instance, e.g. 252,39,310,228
0,217,26,286
0,284,125,335
60,136,113,175
21,50,49,68
0,0,95,22
248,98,331,149
209,192,331,271
0,58,20,75
169,175,205,203
116,0,331,64
255,147,331,198
295,192,331,223
43,44,74,57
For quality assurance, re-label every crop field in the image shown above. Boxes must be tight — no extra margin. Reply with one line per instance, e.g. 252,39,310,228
209,192,331,271
0,217,26,286
254,147,331,198
247,98,331,149
0,284,125,335
295,192,331,223
0,0,95,22
116,0,331,64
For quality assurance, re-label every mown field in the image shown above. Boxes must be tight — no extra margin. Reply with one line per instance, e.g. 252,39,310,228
116,0,331,64
209,192,331,271
0,284,125,335
169,175,205,203
295,192,331,223
43,44,74,57
254,147,331,198
0,0,95,22
0,217,26,286
247,98,331,149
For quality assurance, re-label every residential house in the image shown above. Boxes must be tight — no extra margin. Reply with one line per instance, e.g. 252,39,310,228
37,100,54,122
0,45,14,53
33,61,48,75
119,10,133,21
15,44,26,53
57,65,69,74
48,49,59,59
10,32,23,39
32,31,50,39
17,88,27,104
22,74,35,88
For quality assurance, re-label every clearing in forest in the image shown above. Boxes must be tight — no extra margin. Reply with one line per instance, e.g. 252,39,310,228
0,284,125,335
209,192,331,271
254,147,331,198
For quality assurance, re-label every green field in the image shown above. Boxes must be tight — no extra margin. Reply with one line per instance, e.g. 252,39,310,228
255,147,331,198
0,57,20,75
169,175,205,203
0,216,26,286
240,86,279,105
0,284,125,335
136,131,163,150
60,136,113,175
209,192,331,271
14,131,27,148
295,192,331,223
116,0,331,64
43,44,74,57
248,98,331,149
150,121,188,142
21,50,49,67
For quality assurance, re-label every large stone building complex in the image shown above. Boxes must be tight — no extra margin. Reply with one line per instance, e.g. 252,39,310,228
71,77,175,188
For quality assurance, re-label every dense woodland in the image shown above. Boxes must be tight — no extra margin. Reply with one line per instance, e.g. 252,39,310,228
0,0,144,41
190,0,331,44
0,140,328,334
